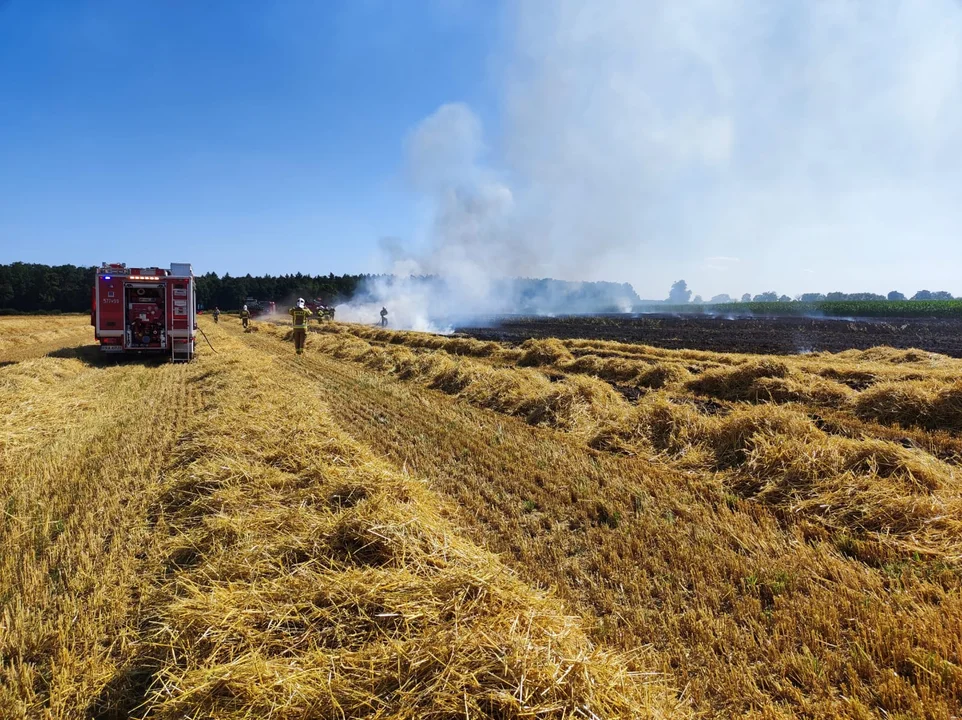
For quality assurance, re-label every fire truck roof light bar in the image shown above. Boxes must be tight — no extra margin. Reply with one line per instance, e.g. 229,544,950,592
129,276,161,281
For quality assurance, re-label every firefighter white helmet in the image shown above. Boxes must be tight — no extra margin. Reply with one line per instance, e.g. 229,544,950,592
297,298,305,309
243,305,248,311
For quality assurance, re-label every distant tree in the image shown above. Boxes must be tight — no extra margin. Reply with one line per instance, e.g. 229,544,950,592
932,291,954,301
847,292,886,301
825,292,848,301
912,290,934,301
741,293,752,303
692,295,704,304
668,280,692,304
709,293,733,304
887,291,907,301
753,291,778,302
799,293,827,302
778,295,792,303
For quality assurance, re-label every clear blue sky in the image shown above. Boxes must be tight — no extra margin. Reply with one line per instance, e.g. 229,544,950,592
3,1,962,299
0,0,499,277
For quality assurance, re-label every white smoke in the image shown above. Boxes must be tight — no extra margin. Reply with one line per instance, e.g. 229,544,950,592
401,103,522,293
337,102,532,331
500,0,962,297
333,276,455,333
338,0,962,328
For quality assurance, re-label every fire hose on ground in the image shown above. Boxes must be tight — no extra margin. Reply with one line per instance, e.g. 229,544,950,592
197,324,218,354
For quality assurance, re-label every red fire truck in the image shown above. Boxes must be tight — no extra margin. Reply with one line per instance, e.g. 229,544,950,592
243,297,277,318
91,262,197,359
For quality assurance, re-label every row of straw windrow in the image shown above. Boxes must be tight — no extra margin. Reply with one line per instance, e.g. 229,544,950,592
335,323,962,436
0,315,93,363
241,318,962,718
265,323,962,561
263,323,629,441
324,323,962,419
122,324,687,719
0,315,89,339
336,322,962,379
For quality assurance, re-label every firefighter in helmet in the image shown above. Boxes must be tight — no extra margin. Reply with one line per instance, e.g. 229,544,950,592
380,306,388,327
240,304,251,330
212,306,220,323
289,298,313,354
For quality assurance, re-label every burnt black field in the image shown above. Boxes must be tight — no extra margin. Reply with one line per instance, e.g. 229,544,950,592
455,313,962,357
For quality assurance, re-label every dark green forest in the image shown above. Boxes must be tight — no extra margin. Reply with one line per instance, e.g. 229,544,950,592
0,263,368,313
0,263,93,314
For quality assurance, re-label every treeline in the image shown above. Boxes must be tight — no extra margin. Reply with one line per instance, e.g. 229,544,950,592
0,263,644,315
195,272,368,310
0,262,370,313
654,300,962,319
506,278,640,314
661,280,956,305
0,263,94,313
5,261,956,317
741,290,955,303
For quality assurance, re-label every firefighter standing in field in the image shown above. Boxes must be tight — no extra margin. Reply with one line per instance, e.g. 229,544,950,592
240,304,251,331
289,298,313,354
212,306,220,323
380,306,388,326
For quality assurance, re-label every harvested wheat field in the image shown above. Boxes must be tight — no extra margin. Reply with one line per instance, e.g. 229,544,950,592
0,316,92,365
3,315,962,719
0,319,682,719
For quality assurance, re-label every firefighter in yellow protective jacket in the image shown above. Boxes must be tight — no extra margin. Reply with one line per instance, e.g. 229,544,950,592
240,305,251,331
289,298,313,354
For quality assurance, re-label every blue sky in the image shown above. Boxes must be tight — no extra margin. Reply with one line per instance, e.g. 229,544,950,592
0,1,499,278
3,1,962,300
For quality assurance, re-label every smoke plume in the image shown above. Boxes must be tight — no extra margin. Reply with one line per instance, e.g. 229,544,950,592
339,0,962,329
